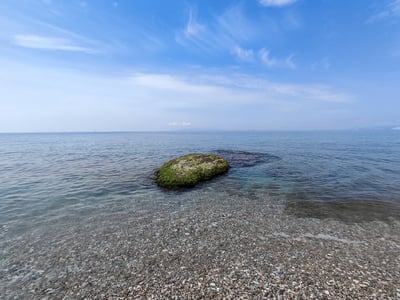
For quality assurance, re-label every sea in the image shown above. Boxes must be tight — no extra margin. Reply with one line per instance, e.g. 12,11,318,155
1,130,399,228
1,130,400,297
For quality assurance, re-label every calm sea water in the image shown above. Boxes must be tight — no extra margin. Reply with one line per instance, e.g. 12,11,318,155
1,130,400,230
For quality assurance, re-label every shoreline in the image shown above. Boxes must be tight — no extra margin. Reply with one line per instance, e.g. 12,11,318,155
1,190,399,299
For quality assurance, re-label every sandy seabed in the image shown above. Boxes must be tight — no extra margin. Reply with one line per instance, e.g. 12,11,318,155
1,189,399,299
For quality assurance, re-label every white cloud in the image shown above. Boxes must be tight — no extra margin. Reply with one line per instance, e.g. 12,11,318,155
232,46,254,62
0,61,353,132
13,35,95,53
259,0,297,7
368,0,400,22
232,47,295,68
168,121,191,127
232,46,295,68
259,48,277,66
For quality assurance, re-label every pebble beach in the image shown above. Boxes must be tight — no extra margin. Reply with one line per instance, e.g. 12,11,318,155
2,188,399,299
1,131,400,299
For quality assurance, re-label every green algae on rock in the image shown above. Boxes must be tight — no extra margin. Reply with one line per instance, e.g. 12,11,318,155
156,153,230,188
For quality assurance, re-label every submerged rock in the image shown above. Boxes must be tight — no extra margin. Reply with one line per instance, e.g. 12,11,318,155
285,197,400,223
215,150,279,168
156,154,230,189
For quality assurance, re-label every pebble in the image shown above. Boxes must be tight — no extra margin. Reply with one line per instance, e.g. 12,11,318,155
1,194,399,298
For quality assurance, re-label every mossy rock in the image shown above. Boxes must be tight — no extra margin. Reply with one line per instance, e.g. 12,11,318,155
156,153,230,188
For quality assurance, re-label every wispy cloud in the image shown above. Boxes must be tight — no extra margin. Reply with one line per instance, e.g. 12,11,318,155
259,48,294,68
0,61,353,132
177,12,225,54
232,46,295,68
259,0,297,7
177,4,298,68
368,0,400,22
13,34,96,53
130,73,219,94
176,5,270,54
184,9,205,37
216,5,262,43
130,71,350,104
0,9,117,55
284,54,296,69
232,46,255,62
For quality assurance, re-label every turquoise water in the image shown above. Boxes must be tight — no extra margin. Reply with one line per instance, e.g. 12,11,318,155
1,130,400,227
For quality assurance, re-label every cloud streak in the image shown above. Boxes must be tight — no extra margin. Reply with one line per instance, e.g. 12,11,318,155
13,34,96,53
259,0,297,7
184,9,205,37
368,0,400,22
176,5,273,55
0,56,353,132
130,72,350,104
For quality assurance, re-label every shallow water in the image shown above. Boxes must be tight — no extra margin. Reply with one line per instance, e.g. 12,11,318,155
1,131,400,298
1,130,399,227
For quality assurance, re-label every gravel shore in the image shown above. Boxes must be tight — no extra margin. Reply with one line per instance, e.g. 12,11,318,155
1,189,399,299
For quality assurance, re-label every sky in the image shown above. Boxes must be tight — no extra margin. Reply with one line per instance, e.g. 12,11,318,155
0,0,399,132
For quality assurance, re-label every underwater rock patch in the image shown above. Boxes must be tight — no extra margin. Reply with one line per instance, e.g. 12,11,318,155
285,197,400,223
156,153,230,189
215,150,279,168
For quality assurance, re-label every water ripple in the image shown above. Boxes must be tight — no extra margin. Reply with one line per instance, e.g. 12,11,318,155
1,131,400,226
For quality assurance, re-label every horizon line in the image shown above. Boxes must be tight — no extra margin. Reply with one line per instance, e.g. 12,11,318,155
0,127,396,134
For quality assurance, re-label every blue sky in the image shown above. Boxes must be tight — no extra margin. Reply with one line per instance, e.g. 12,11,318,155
0,0,399,132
